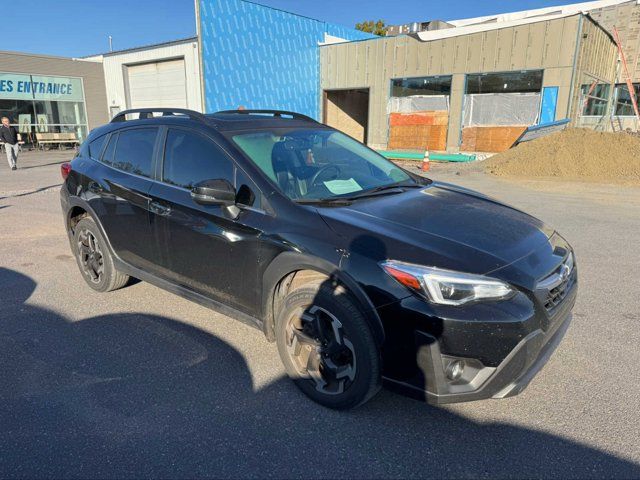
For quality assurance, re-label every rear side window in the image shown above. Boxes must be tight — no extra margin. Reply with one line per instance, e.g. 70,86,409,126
112,128,158,178
88,135,106,160
162,129,234,189
101,133,118,166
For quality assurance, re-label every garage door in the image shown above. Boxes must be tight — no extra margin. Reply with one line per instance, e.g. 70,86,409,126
127,59,187,109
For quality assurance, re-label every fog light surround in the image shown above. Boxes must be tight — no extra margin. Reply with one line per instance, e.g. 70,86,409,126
445,360,465,381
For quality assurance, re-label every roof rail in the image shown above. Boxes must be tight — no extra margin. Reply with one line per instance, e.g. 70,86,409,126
215,109,318,123
111,108,207,123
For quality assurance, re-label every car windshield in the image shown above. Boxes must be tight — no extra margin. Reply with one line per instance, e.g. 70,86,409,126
230,128,413,201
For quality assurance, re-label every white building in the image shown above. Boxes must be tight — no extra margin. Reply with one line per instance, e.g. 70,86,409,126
83,37,202,120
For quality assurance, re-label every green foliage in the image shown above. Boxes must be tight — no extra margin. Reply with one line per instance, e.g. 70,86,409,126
355,20,387,36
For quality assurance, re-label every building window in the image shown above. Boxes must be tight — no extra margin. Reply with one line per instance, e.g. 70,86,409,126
391,76,452,97
463,70,543,126
389,76,452,113
614,83,640,116
466,71,543,94
581,83,610,117
0,72,89,143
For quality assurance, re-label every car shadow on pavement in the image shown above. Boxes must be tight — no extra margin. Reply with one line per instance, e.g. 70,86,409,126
0,267,638,479
17,160,70,171
0,184,62,201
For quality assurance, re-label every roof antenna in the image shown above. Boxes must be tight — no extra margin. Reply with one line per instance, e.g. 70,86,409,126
108,35,113,52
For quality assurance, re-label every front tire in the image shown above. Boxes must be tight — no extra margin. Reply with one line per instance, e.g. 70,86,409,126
72,217,129,292
275,282,381,410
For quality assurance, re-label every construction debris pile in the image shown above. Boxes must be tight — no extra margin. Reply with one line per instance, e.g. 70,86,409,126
484,128,640,185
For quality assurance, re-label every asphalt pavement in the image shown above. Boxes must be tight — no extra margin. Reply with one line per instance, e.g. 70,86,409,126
1,150,639,479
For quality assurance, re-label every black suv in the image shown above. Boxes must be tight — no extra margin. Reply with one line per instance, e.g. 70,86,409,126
60,108,577,409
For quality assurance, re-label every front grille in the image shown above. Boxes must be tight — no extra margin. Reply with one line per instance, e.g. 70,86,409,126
544,269,576,311
536,252,576,313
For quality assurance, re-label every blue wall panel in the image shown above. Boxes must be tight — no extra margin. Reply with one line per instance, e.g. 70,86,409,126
198,0,372,119
539,86,559,124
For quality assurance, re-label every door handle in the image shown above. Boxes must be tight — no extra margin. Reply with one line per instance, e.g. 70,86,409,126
150,201,171,216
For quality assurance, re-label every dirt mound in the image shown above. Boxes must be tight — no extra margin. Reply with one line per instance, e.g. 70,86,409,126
484,128,640,185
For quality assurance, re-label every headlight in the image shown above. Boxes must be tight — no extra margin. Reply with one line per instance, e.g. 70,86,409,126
381,260,515,306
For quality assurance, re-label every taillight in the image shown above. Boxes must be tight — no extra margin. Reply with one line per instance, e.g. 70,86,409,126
60,162,72,180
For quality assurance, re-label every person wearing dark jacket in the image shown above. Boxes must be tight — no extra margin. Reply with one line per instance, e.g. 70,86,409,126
1,117,19,170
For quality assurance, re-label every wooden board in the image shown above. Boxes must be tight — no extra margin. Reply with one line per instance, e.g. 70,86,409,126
389,110,448,126
460,126,527,152
388,110,449,150
388,124,447,150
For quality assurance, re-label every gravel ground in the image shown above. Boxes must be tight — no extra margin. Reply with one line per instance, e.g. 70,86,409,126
1,151,639,479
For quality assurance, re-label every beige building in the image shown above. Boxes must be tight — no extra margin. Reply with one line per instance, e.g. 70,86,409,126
320,12,618,152
0,51,108,141
433,0,640,131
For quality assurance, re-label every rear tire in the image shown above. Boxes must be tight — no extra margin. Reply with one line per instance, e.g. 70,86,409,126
72,217,129,292
275,281,381,410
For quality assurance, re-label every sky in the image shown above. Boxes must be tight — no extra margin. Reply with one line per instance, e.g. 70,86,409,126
3,0,592,58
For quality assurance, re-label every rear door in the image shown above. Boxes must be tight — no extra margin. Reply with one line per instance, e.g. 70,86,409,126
87,127,161,272
148,127,264,316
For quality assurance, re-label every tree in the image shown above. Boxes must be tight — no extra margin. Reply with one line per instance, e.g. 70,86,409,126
355,20,387,36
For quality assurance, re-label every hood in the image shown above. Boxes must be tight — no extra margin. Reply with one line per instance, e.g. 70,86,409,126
319,182,554,276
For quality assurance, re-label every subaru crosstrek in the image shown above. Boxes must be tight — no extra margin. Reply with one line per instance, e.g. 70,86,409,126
60,108,577,409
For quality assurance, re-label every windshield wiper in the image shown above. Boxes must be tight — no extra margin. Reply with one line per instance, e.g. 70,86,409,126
342,183,424,200
294,198,352,206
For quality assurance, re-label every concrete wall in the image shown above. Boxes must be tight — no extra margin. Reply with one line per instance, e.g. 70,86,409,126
84,38,202,116
0,51,108,130
320,15,585,150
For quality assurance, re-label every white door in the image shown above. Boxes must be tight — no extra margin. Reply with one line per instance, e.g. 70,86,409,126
127,59,187,109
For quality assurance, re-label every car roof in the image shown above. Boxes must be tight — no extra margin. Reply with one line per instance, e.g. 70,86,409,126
205,112,325,131
95,109,328,137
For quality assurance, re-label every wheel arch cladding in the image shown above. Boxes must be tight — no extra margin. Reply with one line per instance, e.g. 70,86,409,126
65,197,118,261
261,251,385,346
67,206,88,233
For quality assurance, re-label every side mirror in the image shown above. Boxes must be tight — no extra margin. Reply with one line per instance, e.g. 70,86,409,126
191,179,236,206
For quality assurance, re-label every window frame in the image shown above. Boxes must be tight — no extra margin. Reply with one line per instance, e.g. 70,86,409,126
464,69,544,95
389,75,453,98
87,133,108,161
156,125,267,212
93,126,161,181
580,83,612,118
613,82,640,118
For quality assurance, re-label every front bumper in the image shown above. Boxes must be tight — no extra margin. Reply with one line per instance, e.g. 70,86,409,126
378,279,577,405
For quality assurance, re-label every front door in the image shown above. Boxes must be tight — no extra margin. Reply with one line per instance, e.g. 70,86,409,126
148,127,263,316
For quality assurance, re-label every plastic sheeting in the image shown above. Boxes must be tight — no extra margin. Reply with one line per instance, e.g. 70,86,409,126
462,92,541,126
388,95,449,114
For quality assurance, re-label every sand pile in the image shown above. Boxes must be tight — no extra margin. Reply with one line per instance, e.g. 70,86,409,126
484,128,640,185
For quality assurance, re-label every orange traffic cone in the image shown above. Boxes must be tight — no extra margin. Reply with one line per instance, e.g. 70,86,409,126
422,151,430,172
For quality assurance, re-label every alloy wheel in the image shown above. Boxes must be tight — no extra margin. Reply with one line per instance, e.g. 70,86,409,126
285,305,357,395
77,229,104,284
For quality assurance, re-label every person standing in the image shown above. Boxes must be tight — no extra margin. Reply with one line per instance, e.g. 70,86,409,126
1,117,19,171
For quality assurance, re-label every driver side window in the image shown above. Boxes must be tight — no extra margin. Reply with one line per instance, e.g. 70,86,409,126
163,129,234,189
